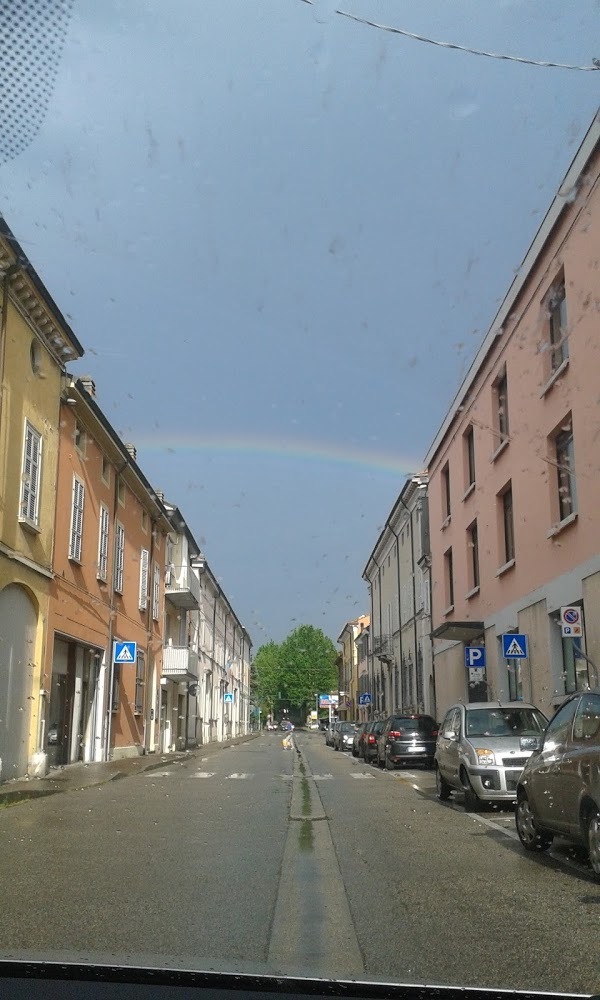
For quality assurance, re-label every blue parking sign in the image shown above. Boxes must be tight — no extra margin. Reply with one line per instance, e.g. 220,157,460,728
464,647,485,669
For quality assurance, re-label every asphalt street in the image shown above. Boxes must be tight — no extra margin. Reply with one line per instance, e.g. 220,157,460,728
0,731,599,993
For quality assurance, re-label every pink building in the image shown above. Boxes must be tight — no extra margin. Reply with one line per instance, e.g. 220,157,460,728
425,111,600,721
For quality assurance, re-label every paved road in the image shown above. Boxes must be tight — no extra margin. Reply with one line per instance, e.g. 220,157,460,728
0,731,599,993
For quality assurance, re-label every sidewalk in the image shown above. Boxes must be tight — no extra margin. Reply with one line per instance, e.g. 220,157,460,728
0,732,259,806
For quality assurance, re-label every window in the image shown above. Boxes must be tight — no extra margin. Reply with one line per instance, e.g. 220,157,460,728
562,635,588,694
134,651,145,714
464,426,475,488
117,476,125,506
68,475,85,562
441,463,451,519
152,562,160,621
113,523,125,593
444,548,454,609
30,339,42,375
97,504,109,581
493,369,509,444
20,421,42,526
74,420,85,452
543,696,579,751
572,694,600,743
101,455,110,485
507,659,523,701
111,663,121,712
139,547,149,610
555,421,576,521
548,281,568,372
500,485,515,564
468,520,479,590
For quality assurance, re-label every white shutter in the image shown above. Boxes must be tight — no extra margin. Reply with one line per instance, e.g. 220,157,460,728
139,548,149,610
97,504,109,580
114,524,125,592
20,423,42,524
152,563,160,621
69,476,85,561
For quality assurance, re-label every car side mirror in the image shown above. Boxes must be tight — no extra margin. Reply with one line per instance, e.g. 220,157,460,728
520,735,542,752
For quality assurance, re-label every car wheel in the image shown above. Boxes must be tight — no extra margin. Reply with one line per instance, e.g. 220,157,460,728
461,772,481,812
586,808,600,878
435,763,451,801
516,793,552,852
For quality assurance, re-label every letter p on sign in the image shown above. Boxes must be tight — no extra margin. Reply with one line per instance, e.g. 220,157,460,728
465,646,486,668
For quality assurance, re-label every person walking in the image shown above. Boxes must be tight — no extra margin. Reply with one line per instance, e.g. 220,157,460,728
282,719,294,749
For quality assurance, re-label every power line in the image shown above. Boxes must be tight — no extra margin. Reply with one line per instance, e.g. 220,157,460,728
301,4,599,71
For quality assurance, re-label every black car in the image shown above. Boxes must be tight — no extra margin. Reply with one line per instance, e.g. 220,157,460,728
376,714,439,769
364,720,384,763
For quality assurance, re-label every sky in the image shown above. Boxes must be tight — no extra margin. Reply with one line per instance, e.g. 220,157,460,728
0,0,598,647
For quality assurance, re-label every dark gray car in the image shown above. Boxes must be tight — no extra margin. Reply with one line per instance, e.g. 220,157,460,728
516,690,600,877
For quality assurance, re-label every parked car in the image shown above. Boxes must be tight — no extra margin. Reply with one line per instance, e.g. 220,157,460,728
325,721,337,747
334,721,357,752
352,722,369,757
515,690,600,877
435,701,547,810
364,720,385,763
375,714,439,770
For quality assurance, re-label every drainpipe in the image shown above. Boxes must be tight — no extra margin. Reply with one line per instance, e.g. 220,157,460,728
388,522,404,712
104,460,128,761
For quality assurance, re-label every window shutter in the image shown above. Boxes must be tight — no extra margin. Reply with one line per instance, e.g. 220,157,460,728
139,548,149,610
69,477,85,560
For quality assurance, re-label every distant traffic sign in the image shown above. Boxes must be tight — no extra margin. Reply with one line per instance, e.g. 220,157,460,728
114,641,136,664
501,634,527,659
319,693,339,708
560,606,583,637
358,693,372,706
223,692,234,703
465,647,485,669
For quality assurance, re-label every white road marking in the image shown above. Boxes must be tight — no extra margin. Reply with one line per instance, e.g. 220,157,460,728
226,773,254,779
312,774,334,781
467,810,520,841
351,772,374,779
192,772,215,778
144,771,172,777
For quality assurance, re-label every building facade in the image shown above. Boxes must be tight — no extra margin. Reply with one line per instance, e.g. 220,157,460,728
45,377,172,766
0,224,83,782
337,615,369,719
363,475,434,720
425,111,600,722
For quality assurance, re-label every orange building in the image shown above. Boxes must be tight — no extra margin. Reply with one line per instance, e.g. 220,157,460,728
44,376,172,765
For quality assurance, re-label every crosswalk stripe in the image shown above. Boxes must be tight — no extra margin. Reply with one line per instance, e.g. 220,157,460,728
144,771,172,777
351,773,374,779
192,772,216,778
312,774,333,781
226,773,254,779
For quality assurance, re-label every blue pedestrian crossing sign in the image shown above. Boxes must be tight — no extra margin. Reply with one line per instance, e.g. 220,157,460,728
114,641,136,664
223,692,234,703
358,693,372,706
502,634,527,659
465,647,486,669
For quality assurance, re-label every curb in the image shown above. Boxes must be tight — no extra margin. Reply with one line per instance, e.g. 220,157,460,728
0,732,260,807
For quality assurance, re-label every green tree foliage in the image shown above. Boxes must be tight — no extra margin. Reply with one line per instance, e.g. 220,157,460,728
251,625,337,714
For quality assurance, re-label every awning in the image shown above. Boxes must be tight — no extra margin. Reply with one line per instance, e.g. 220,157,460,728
431,621,484,643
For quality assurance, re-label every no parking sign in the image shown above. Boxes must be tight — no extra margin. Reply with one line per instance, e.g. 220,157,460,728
560,606,583,637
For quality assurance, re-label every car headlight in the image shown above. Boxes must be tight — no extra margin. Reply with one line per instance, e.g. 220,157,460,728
474,748,495,765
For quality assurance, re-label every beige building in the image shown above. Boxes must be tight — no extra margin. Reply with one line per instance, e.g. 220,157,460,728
337,615,369,719
425,110,600,722
362,475,434,719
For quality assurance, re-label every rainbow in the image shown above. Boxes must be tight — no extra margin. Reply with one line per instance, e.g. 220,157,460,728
131,431,421,478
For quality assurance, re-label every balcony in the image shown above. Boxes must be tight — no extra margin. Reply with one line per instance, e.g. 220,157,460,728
162,644,199,681
372,634,393,664
165,565,200,610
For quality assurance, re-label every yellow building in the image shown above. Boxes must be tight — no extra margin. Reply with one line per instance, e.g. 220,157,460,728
337,615,369,720
0,221,83,782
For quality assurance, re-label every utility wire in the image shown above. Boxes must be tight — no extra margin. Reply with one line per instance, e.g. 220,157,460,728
300,3,600,71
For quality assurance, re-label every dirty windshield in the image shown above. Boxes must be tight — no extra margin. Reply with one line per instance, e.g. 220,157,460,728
466,708,547,738
0,0,599,995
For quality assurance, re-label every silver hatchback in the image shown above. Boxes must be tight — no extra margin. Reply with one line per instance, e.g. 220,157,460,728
435,701,547,809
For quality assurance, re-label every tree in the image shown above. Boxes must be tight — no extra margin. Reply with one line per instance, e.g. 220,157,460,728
251,641,281,714
278,625,337,712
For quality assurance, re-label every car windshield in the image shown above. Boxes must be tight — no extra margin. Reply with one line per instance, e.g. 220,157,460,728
466,708,547,738
0,2,599,994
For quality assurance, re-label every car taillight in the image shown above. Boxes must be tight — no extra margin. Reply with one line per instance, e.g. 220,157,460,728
432,729,439,737
388,730,402,739
368,734,375,744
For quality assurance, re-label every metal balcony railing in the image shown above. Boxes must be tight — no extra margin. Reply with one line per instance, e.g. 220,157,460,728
164,565,200,609
162,645,199,680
